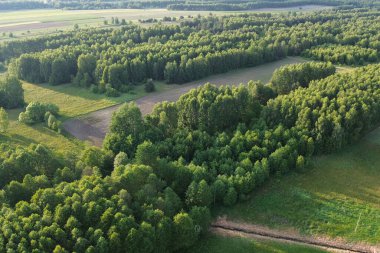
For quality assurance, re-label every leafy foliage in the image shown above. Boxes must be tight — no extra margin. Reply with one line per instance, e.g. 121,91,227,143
270,62,336,94
0,75,24,109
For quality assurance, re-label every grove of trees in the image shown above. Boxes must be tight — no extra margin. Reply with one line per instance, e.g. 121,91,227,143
303,45,379,65
0,6,380,253
0,63,378,252
0,75,24,109
270,62,336,94
3,8,380,96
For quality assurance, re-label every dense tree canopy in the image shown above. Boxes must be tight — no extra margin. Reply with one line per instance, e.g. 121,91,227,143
0,63,379,252
0,75,24,109
270,62,336,94
4,8,380,95
1,5,380,253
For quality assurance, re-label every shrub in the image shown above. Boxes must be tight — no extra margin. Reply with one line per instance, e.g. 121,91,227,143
19,102,60,131
145,79,156,93
105,84,120,97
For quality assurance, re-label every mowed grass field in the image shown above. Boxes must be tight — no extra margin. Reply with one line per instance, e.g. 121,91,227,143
215,127,380,244
187,233,328,253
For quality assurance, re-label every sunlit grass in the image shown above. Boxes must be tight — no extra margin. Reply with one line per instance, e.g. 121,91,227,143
215,127,380,244
187,233,327,253
23,81,170,119
0,109,84,160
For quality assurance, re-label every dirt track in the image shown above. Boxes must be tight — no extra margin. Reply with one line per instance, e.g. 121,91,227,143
62,79,229,146
62,57,308,146
211,217,380,253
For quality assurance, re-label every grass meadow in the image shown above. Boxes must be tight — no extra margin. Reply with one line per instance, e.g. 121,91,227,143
186,233,328,253
22,81,171,118
215,127,380,244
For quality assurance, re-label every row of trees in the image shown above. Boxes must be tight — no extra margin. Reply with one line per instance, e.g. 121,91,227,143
303,45,379,65
10,9,380,92
168,0,343,11
10,9,378,91
270,62,336,94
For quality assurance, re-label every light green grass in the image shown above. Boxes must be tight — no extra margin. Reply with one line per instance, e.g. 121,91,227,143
215,127,380,244
0,81,171,155
23,81,171,118
0,109,84,160
187,233,327,253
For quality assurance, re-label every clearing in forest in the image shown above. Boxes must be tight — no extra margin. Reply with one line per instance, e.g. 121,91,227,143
63,57,309,146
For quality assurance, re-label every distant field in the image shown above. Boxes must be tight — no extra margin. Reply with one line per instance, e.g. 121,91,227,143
186,233,327,253
0,5,332,41
0,9,229,41
215,126,380,244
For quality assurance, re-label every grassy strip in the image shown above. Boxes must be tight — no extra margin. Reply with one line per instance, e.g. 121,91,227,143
186,233,327,253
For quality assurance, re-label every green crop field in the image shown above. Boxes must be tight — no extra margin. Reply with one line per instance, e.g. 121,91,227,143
186,233,328,253
215,127,380,244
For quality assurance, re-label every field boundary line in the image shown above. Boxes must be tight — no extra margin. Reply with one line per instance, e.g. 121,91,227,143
211,218,379,253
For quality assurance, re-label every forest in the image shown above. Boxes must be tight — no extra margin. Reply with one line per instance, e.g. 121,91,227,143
3,8,380,98
0,5,380,253
0,64,379,252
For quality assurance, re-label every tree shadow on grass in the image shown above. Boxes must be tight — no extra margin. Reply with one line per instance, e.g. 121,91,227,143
0,133,37,147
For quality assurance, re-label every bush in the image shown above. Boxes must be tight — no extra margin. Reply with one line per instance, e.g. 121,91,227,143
47,113,61,132
119,85,132,93
90,84,100,94
105,84,120,97
19,102,59,125
145,79,156,93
